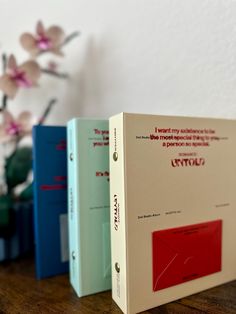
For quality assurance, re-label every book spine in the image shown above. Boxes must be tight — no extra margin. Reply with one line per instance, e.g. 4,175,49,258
67,120,82,296
109,113,128,314
32,127,41,279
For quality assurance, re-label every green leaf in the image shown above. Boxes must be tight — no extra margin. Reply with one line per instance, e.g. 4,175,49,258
19,183,33,201
5,147,32,192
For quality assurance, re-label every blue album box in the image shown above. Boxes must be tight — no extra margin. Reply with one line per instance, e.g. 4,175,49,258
33,125,69,279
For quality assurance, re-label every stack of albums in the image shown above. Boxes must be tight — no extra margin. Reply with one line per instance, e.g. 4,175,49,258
32,113,236,314
109,113,236,314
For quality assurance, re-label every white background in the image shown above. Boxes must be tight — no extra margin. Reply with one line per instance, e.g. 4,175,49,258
0,0,236,125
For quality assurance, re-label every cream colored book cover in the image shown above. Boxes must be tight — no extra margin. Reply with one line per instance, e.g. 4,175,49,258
109,113,236,314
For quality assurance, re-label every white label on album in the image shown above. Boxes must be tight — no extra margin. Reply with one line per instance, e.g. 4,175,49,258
59,214,69,262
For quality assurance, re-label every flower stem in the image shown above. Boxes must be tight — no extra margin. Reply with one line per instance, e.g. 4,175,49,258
0,54,8,112
2,53,7,73
0,94,8,112
38,98,57,125
41,68,69,79
61,31,80,48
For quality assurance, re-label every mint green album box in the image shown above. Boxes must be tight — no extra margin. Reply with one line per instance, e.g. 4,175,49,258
67,118,111,297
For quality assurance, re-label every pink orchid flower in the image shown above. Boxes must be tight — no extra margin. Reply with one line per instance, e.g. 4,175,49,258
0,110,33,143
20,21,65,56
0,55,41,99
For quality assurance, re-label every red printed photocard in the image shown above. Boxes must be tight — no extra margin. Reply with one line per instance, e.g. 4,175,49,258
152,220,222,291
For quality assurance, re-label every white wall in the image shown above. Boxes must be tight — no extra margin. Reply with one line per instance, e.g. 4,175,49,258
1,0,236,125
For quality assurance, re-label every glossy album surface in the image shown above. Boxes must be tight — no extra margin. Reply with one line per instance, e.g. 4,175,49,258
67,118,111,297
33,125,69,279
110,113,236,314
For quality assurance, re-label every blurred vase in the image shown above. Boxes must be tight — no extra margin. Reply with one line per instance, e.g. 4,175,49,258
0,200,34,262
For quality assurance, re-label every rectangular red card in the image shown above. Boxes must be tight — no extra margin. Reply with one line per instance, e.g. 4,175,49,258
152,220,222,291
